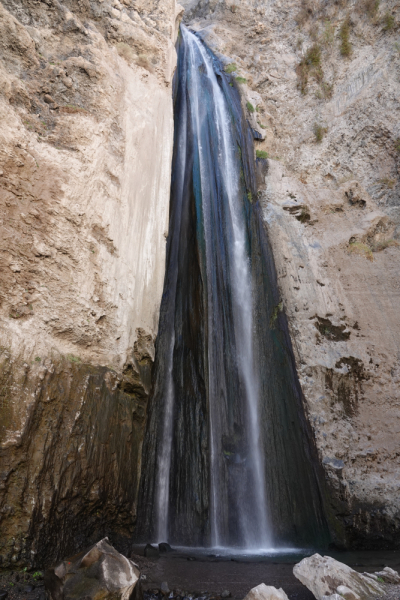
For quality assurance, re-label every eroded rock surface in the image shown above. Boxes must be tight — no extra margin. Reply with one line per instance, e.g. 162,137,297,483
0,0,181,567
182,0,400,547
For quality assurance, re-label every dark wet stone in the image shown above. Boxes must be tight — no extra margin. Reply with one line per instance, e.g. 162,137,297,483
144,544,160,559
221,592,231,599
0,591,8,600
24,585,35,592
252,128,263,140
159,543,173,554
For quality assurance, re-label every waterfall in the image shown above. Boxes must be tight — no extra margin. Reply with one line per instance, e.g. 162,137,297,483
137,25,329,550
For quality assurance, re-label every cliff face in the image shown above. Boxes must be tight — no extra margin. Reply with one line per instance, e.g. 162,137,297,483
0,0,182,566
182,0,400,548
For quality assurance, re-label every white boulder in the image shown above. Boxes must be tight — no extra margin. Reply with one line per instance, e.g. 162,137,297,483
243,583,289,600
293,554,385,600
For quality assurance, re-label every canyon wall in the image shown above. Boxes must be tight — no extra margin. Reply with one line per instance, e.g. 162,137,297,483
183,0,400,548
0,0,182,566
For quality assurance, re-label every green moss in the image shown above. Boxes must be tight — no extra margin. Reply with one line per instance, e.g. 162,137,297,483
35,357,41,362
235,76,247,84
247,191,253,203
246,101,255,113
256,150,269,159
269,300,283,328
224,63,237,73
395,138,400,152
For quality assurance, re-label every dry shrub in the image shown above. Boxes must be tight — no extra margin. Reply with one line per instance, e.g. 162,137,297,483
136,55,154,73
357,0,380,18
296,43,323,94
339,16,352,56
295,0,318,26
116,42,135,64
313,122,328,142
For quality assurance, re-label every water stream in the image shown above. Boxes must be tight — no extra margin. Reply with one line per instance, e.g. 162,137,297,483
137,26,329,550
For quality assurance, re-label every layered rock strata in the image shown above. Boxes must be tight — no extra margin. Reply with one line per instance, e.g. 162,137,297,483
182,0,400,547
0,0,182,566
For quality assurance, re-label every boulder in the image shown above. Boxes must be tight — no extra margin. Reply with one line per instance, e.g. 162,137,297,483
243,583,289,600
322,596,343,600
45,538,139,600
293,554,385,600
374,567,400,584
159,543,173,553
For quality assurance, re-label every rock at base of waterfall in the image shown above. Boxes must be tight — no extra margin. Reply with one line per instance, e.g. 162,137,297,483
293,554,385,600
336,585,361,600
45,537,139,600
221,590,231,598
243,583,289,600
145,544,160,558
322,596,344,600
160,582,170,594
374,567,400,584
159,542,173,553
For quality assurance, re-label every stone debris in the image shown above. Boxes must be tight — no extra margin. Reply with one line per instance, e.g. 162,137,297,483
293,554,385,600
44,538,139,600
243,583,289,600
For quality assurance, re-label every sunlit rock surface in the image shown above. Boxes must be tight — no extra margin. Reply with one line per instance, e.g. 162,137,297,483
0,0,182,566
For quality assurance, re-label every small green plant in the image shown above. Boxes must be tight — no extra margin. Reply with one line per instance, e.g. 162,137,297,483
323,19,335,46
256,150,269,159
269,300,283,327
235,76,247,84
340,17,352,56
382,12,395,31
313,123,327,142
395,138,400,152
257,121,267,129
66,354,81,363
247,191,253,202
305,43,321,67
224,63,237,74
246,101,255,113
376,576,385,583
349,241,373,261
35,356,41,362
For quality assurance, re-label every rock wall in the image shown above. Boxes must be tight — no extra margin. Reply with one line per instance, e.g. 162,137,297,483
0,0,182,566
182,0,400,547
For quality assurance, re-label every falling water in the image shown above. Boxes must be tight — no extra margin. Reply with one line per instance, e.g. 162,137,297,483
137,25,329,550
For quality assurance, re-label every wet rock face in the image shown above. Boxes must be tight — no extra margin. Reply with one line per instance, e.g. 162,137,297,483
45,538,139,600
181,0,400,548
0,0,180,568
0,354,148,568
